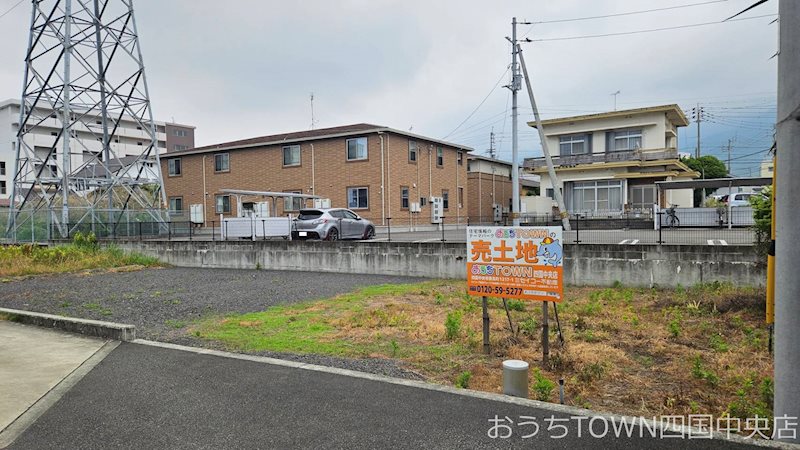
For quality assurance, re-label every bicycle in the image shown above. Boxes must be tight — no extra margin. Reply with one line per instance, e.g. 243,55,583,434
665,204,680,228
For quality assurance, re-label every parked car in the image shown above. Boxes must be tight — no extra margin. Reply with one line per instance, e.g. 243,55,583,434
291,208,375,241
720,192,757,208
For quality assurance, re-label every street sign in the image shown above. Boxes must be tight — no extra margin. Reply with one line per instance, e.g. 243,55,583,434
466,226,563,302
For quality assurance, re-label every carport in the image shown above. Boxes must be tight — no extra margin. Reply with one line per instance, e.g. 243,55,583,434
218,189,322,240
219,189,322,218
655,177,772,228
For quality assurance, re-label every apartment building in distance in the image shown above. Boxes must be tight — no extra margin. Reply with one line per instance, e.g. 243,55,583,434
161,123,472,226
523,104,698,215
0,99,195,205
466,154,539,220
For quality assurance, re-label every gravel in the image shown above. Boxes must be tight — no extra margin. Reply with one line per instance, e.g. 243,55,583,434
0,267,426,379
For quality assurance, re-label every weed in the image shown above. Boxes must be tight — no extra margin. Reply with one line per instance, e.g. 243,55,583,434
445,311,462,340
519,317,538,336
760,377,774,405
691,355,719,387
612,280,623,289
255,262,262,270
709,334,729,353
506,299,525,312
165,319,187,329
575,329,600,342
578,363,605,383
60,301,71,308
455,371,472,389
390,340,400,357
532,369,555,402
462,300,478,314
434,292,444,305
668,309,683,338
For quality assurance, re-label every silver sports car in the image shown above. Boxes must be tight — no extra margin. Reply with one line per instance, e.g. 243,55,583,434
291,208,376,241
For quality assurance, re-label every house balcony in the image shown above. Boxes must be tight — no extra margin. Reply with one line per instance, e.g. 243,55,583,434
523,148,679,169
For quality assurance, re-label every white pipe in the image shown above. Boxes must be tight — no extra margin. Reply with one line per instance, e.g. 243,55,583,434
428,144,433,200
378,132,385,225
386,134,390,219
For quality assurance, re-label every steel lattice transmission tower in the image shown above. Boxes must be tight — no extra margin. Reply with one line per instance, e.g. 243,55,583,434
7,0,167,241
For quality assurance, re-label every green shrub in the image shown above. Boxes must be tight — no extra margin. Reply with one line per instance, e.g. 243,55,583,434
506,299,525,311
532,369,555,402
691,355,719,386
578,362,605,383
455,371,472,389
709,334,729,352
445,311,462,340
519,317,538,336
390,340,399,357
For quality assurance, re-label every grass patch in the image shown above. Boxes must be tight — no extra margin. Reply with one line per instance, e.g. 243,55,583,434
189,280,772,423
0,238,161,278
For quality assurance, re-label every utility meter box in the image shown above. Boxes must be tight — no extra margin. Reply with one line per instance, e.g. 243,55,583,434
431,196,444,224
493,204,502,223
190,204,204,224
313,198,331,209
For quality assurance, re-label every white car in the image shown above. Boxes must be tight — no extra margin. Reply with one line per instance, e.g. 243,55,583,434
722,192,756,207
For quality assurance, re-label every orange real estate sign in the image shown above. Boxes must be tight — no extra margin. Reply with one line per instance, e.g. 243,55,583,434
466,226,563,302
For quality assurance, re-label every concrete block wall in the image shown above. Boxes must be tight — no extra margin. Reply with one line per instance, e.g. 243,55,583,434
111,241,765,288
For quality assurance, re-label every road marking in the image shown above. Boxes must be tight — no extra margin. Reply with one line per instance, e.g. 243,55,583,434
707,239,728,246
718,239,728,246
618,239,639,245
413,238,445,243
707,240,714,246
368,238,389,242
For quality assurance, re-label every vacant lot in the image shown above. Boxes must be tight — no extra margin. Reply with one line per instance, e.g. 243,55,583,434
0,265,772,424
191,280,773,422
0,242,160,277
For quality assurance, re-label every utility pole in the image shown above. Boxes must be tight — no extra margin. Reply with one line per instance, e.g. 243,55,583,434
775,1,800,443
726,138,733,175
693,103,704,158
488,128,496,159
310,93,317,130
517,44,570,231
506,17,528,227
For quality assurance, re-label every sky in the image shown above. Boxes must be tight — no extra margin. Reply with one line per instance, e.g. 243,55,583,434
0,0,779,176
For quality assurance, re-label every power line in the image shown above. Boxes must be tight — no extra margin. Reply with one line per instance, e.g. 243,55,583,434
529,13,776,42
0,0,24,20
531,0,730,24
442,66,509,139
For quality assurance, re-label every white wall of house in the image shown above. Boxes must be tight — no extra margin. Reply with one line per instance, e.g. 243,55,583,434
540,111,676,155
467,158,512,177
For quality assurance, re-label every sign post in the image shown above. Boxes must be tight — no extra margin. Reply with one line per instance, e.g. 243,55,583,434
467,226,564,362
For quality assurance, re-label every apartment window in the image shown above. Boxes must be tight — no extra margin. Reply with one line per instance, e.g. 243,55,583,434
168,197,183,213
0,181,6,195
608,129,642,151
0,161,5,176
137,142,143,146
568,180,623,213
458,187,464,208
167,158,181,176
346,137,368,161
559,134,590,155
136,126,143,130
174,144,188,151
215,195,231,214
442,189,449,209
283,191,303,211
173,129,188,137
436,147,443,166
419,197,427,207
347,187,369,209
400,186,409,209
214,153,229,172
50,131,57,137
457,152,463,166
408,140,417,162
283,145,301,166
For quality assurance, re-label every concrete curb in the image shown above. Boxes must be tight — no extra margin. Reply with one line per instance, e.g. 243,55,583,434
0,308,136,341
134,339,799,449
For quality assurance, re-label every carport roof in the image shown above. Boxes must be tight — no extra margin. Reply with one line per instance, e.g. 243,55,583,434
219,189,321,199
655,177,772,190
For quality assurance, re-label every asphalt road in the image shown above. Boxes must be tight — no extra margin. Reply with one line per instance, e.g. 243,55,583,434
9,342,763,450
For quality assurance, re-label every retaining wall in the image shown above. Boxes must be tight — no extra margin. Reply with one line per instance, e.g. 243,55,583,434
109,240,765,288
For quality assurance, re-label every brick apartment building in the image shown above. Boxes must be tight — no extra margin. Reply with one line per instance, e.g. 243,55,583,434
467,154,539,220
162,124,472,226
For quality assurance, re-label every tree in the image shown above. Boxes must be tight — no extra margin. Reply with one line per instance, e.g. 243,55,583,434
681,155,728,206
750,186,771,253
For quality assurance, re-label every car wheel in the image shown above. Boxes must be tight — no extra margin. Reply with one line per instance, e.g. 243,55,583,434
363,226,375,240
327,228,339,241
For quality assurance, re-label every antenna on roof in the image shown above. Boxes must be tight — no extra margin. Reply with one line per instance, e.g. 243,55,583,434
611,90,621,111
310,93,318,130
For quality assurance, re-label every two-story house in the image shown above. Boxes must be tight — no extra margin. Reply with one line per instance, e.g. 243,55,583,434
522,104,698,216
